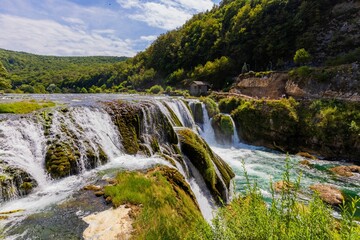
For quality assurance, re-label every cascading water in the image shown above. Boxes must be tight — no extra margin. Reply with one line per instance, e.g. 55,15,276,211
0,117,49,187
0,96,230,238
199,103,217,145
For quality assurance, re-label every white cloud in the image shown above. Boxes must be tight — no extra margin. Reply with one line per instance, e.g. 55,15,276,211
140,35,158,41
131,2,191,30
116,0,215,30
0,14,136,56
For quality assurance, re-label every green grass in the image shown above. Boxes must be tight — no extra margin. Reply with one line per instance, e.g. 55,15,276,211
0,100,55,114
104,167,204,240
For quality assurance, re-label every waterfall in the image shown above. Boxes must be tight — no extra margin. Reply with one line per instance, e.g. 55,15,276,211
0,97,234,228
199,103,217,146
157,99,197,130
0,117,49,187
229,114,241,147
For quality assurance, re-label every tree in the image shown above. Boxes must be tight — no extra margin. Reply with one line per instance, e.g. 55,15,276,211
294,48,312,65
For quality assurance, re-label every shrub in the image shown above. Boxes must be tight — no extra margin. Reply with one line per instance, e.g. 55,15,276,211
294,48,312,65
148,85,164,94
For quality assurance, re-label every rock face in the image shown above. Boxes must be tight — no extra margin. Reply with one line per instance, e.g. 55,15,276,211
231,64,360,102
310,184,344,206
177,128,235,203
0,161,37,202
104,101,178,156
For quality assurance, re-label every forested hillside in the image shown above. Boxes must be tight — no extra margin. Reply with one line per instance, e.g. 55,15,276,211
0,49,127,93
0,0,359,93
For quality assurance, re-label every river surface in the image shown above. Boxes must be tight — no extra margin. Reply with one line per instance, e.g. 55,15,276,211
0,94,359,238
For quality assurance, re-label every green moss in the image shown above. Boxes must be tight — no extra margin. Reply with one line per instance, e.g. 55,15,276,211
218,97,244,114
200,97,219,118
150,137,160,153
211,114,235,145
231,98,360,162
190,102,204,124
20,182,33,193
163,102,183,127
232,98,299,151
177,129,234,203
45,143,78,178
0,101,55,114
104,167,203,240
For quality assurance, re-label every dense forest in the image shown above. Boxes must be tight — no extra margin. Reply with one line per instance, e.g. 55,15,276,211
0,0,359,93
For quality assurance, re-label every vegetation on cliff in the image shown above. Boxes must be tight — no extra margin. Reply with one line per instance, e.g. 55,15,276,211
220,96,360,162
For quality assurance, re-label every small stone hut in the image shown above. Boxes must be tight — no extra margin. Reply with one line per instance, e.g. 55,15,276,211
189,81,211,96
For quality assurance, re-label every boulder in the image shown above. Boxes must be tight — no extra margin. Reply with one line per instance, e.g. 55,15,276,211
310,184,344,205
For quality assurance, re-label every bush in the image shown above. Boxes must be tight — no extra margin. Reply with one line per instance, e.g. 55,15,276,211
148,85,164,94
294,48,312,65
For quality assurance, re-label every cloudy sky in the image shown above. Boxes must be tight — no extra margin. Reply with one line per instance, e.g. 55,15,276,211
0,0,220,57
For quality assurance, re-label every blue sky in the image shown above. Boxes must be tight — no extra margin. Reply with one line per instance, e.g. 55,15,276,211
0,0,220,56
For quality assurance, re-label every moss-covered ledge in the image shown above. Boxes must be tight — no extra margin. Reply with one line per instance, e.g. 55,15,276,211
177,128,235,203
226,97,360,163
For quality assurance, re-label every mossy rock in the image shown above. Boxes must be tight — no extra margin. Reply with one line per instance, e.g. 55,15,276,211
104,100,178,156
0,161,37,202
211,114,234,145
45,143,78,178
232,98,299,152
190,102,204,124
163,102,183,127
104,101,141,155
177,128,235,203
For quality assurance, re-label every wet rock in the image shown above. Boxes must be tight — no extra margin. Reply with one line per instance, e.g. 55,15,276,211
83,185,102,191
94,191,105,197
330,166,360,177
310,184,344,206
0,161,37,202
299,160,312,167
297,152,317,160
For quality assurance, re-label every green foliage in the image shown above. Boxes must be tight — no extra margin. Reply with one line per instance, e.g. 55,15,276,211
104,168,204,240
0,101,55,114
148,85,164,94
200,97,219,118
0,48,126,93
231,97,360,161
193,158,360,239
294,48,312,65
212,114,234,136
218,97,244,114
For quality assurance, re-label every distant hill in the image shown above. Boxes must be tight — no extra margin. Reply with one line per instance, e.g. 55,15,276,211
0,48,127,93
